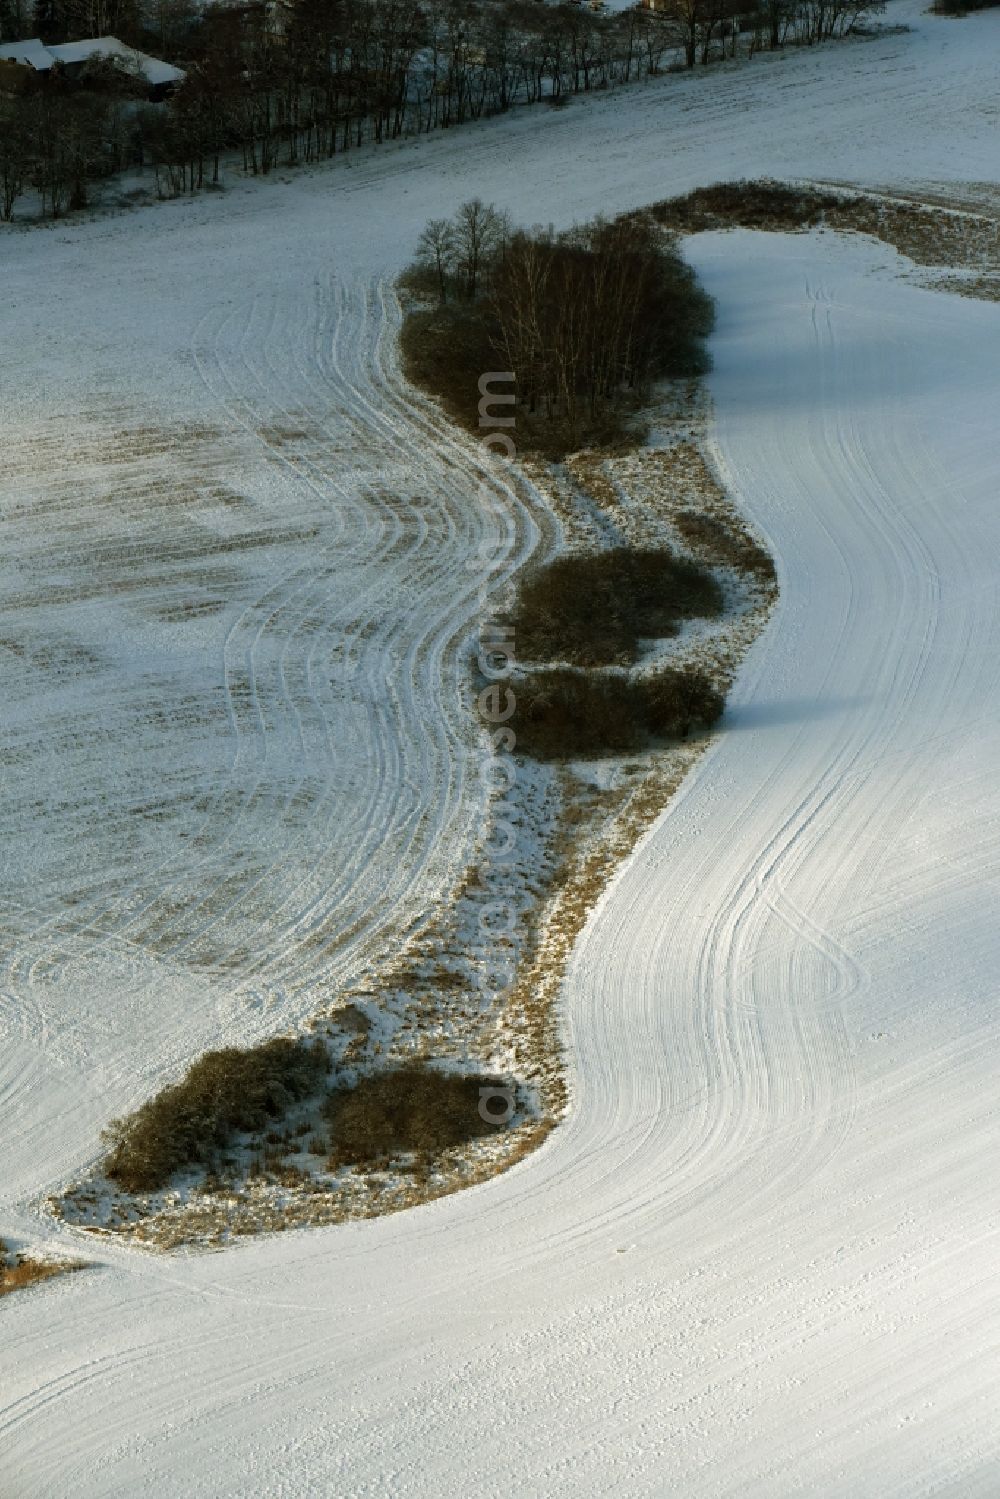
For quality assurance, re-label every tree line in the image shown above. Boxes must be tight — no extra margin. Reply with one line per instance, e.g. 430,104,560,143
0,0,885,219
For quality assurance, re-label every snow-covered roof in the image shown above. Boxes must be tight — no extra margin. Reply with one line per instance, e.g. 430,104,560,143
0,38,57,70
0,36,184,86
49,37,185,86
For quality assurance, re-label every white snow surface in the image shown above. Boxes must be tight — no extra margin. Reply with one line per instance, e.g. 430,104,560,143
0,39,55,70
3,2,1000,1493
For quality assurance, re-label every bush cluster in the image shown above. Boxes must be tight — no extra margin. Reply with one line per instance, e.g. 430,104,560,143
324,1065,508,1167
509,547,723,667
651,180,846,234
102,1038,330,1192
672,511,776,581
508,665,725,761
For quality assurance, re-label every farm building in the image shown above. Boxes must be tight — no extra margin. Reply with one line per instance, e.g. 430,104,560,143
0,37,184,99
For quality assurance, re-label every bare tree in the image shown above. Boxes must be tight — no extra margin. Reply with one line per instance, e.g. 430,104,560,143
453,197,508,300
416,218,458,301
0,98,28,221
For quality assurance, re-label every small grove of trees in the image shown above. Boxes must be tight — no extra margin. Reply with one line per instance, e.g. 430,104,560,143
0,59,146,219
401,200,714,454
493,214,714,439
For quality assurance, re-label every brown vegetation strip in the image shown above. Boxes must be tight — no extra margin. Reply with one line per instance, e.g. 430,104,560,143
0,1242,85,1300
651,180,1000,293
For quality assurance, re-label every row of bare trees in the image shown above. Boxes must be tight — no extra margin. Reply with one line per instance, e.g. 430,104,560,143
146,0,881,190
0,0,884,218
0,62,140,218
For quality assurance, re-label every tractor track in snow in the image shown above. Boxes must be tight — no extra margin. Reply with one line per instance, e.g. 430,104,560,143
0,273,548,1202
4,0,1000,1487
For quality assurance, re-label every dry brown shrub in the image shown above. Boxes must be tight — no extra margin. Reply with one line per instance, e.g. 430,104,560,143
325,1064,511,1167
103,1038,331,1192
674,510,776,581
0,1241,84,1299
651,180,843,234
507,665,724,761
508,546,723,667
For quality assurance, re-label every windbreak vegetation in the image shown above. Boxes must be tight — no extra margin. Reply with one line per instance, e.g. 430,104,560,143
402,204,714,454
103,1038,330,1192
509,547,724,667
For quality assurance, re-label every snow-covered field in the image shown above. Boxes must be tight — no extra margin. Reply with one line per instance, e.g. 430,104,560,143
3,1,1000,1492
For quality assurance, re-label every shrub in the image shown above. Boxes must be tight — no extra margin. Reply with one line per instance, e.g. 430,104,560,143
506,664,724,760
398,301,499,432
641,666,726,739
673,510,776,581
324,1064,511,1167
651,180,845,234
509,546,723,666
103,1038,330,1192
511,669,647,758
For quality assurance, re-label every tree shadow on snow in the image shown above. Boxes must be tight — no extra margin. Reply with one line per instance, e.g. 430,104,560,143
724,694,868,731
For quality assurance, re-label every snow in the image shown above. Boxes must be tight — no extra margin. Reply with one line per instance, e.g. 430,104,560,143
0,36,183,83
0,38,56,70
47,38,186,87
2,0,1000,1492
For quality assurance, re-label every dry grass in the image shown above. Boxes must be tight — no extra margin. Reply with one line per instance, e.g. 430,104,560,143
497,751,710,1115
673,509,777,581
652,180,1000,297
0,1242,85,1299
